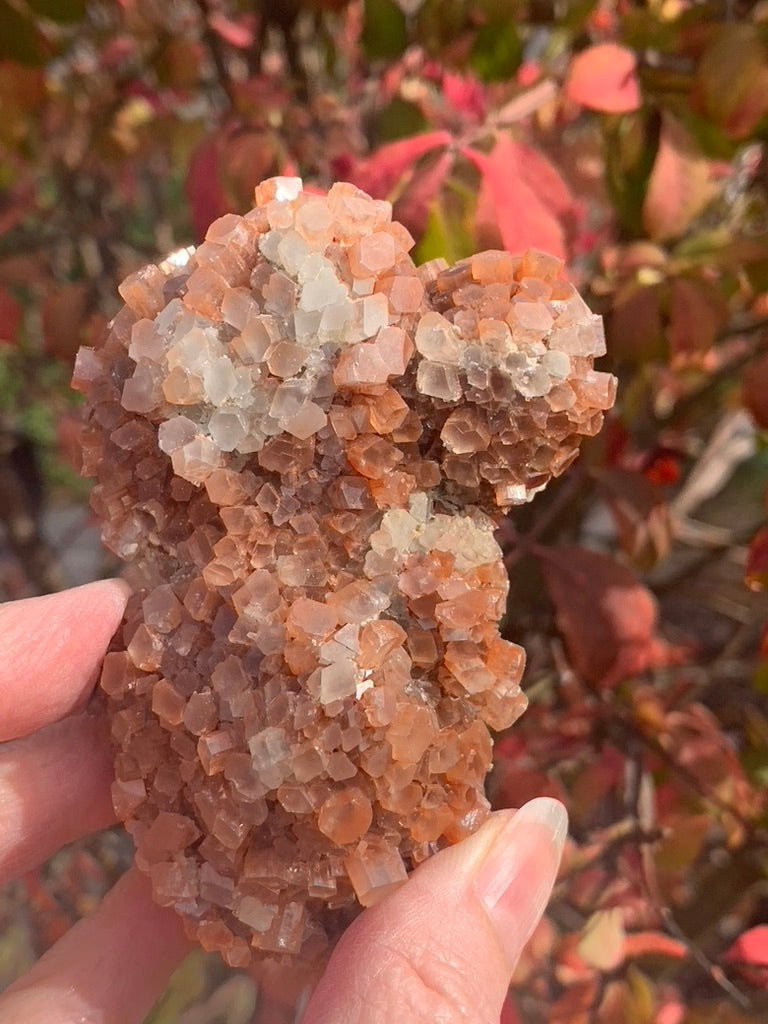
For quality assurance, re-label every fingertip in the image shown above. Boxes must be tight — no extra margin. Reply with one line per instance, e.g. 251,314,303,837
0,579,130,740
474,798,567,967
65,577,132,628
302,803,567,1024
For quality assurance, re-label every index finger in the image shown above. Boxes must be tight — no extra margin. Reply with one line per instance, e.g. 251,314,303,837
0,580,130,742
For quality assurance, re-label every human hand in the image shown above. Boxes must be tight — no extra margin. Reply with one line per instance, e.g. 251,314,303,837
0,582,566,1024
0,580,192,1022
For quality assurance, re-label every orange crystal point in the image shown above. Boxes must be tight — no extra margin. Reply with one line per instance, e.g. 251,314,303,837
74,177,615,967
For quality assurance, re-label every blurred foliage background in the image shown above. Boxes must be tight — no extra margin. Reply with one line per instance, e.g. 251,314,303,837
1,0,768,1021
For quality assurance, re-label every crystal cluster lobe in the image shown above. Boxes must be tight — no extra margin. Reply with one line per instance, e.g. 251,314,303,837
74,177,614,967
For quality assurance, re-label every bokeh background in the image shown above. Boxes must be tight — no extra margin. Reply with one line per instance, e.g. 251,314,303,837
1,1,768,1021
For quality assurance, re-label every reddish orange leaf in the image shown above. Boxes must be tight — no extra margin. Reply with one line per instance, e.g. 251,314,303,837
441,71,485,122
608,281,665,363
698,25,768,140
742,352,768,430
725,925,768,965
464,137,573,259
549,979,600,1023
595,468,671,570
745,525,768,592
655,999,685,1024
392,148,452,240
724,926,768,988
208,11,254,49
0,285,22,345
569,747,624,819
643,113,713,241
185,125,281,240
564,43,641,114
185,134,228,241
643,450,681,487
667,276,727,360
622,931,687,961
538,546,674,687
500,996,522,1024
56,409,84,474
42,281,90,360
349,131,452,201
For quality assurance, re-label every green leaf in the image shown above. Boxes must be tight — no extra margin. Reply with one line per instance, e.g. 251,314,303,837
26,0,86,22
415,0,469,55
144,950,211,1024
0,1,43,65
373,98,427,145
413,198,473,265
604,110,659,238
698,24,768,137
577,908,625,971
752,662,768,704
362,0,407,61
745,259,768,295
468,21,521,82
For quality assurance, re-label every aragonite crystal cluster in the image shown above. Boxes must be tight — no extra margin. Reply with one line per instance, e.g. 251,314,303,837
73,177,615,968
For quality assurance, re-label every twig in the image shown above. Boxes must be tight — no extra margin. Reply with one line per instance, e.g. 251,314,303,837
662,317,768,425
192,0,235,105
659,905,752,1009
0,433,63,595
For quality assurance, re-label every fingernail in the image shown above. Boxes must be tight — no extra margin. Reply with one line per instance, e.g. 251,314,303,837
474,797,567,964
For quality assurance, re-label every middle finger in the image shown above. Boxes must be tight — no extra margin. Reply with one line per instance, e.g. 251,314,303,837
0,711,116,886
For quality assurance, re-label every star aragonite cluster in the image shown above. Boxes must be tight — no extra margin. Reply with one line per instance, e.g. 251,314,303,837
73,177,615,968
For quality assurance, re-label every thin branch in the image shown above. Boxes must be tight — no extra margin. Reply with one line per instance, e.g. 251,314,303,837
659,905,752,1009
662,317,768,424
192,0,235,106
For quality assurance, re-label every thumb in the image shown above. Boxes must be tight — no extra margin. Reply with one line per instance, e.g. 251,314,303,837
302,797,567,1024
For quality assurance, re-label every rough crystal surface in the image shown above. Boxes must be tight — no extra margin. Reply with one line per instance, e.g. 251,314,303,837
73,177,615,968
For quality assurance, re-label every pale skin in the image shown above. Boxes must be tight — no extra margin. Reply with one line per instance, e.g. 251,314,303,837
0,580,566,1024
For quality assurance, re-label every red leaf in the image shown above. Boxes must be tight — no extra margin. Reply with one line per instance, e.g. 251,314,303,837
185,135,228,241
99,33,137,69
667,276,727,359
441,70,485,122
697,25,768,140
725,925,768,966
643,112,713,241
745,525,768,591
56,409,84,473
207,11,254,50
623,931,687,961
41,281,90,360
185,125,280,240
570,746,625,818
742,352,768,430
500,996,522,1024
538,546,674,687
724,926,768,988
464,137,575,259
595,467,671,570
490,763,566,811
348,131,452,201
564,43,641,114
515,140,575,223
655,999,685,1024
392,148,452,241
0,286,22,345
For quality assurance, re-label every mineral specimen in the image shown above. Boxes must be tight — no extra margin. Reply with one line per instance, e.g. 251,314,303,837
73,176,615,968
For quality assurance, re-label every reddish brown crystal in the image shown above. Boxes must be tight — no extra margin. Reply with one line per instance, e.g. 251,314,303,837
74,176,615,968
